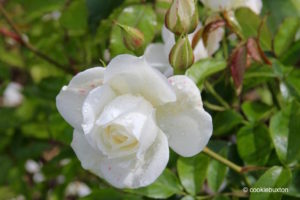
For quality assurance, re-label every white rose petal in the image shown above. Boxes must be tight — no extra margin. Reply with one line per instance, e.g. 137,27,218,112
200,0,262,14
144,43,174,77
157,76,213,157
236,0,262,14
56,67,105,130
104,54,176,106
71,129,169,188
57,55,213,188
200,0,236,11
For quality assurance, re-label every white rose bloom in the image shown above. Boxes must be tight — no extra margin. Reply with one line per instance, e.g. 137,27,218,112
56,54,212,188
145,25,224,73
2,82,23,107
200,0,262,14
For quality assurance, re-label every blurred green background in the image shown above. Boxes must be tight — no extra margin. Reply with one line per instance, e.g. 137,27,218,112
0,0,300,199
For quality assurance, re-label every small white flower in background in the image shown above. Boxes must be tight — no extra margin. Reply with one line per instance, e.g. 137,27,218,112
25,159,45,183
145,24,224,71
57,175,66,184
65,181,91,197
2,82,23,107
42,10,61,21
200,0,262,14
25,159,40,174
56,54,213,188
33,172,45,183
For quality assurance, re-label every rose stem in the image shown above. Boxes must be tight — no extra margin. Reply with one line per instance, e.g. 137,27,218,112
204,81,231,109
0,4,70,73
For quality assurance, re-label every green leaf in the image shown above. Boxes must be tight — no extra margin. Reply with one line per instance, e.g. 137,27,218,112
280,39,300,65
110,5,157,57
243,64,277,90
235,7,272,50
22,0,63,22
0,47,24,68
0,108,18,130
21,123,49,139
286,169,300,197
181,196,195,200
0,156,13,185
212,196,231,200
237,123,273,165
82,188,142,200
241,101,273,121
86,0,124,32
213,110,244,136
177,153,209,195
128,169,183,199
0,186,16,200
285,69,300,101
60,0,88,35
274,17,300,56
270,100,300,164
262,0,300,34
185,59,226,86
207,141,229,192
250,166,291,200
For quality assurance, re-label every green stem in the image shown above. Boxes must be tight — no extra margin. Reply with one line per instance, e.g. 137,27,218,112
203,101,226,111
203,147,242,173
222,36,228,59
204,81,230,109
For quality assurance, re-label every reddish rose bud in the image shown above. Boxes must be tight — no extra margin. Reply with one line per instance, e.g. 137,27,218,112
116,23,145,54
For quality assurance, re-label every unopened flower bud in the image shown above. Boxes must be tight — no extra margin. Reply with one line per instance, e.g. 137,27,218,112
169,35,194,69
116,23,145,54
165,0,199,35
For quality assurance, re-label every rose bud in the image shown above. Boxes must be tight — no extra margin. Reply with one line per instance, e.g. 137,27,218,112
169,35,194,70
165,0,199,35
116,23,145,54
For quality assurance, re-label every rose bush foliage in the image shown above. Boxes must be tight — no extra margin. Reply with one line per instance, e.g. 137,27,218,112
1,0,300,199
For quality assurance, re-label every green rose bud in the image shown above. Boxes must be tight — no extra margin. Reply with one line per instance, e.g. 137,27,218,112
116,23,145,54
169,35,194,70
165,0,199,35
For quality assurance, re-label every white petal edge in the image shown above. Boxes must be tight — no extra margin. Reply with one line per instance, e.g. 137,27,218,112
235,0,262,14
157,107,212,157
206,27,224,56
56,67,105,130
71,129,169,188
200,0,236,11
157,75,213,157
187,24,209,61
144,43,174,77
162,25,175,56
104,54,176,106
71,129,104,177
